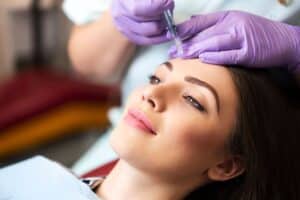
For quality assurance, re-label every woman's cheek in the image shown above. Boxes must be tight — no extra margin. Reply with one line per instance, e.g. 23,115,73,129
166,111,219,152
124,88,144,110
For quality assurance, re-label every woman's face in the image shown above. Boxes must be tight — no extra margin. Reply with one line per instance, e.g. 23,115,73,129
110,59,239,183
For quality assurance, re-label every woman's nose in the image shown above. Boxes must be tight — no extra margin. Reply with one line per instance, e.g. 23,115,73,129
141,86,165,112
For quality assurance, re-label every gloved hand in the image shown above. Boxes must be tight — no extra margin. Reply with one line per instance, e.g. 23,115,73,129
169,11,300,72
111,0,174,45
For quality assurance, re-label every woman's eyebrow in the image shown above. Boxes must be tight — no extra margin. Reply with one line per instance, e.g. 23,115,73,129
162,61,173,71
162,61,220,112
184,76,220,113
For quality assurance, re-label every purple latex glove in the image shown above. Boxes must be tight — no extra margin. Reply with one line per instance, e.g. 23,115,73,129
111,0,174,45
169,11,300,72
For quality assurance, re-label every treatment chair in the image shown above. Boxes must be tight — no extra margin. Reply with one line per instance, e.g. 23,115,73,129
0,70,120,160
81,159,118,178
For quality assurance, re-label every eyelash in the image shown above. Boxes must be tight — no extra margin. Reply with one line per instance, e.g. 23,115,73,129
148,75,161,84
148,75,206,112
183,95,206,112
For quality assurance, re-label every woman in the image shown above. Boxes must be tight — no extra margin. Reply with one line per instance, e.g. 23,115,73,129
1,59,299,199
93,59,300,199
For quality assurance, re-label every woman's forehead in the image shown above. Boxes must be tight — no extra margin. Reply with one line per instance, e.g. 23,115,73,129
158,59,239,115
158,59,234,89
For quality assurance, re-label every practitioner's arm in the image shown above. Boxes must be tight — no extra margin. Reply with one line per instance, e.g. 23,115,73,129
68,10,136,84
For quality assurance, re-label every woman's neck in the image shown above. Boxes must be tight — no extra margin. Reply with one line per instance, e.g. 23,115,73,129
96,160,200,200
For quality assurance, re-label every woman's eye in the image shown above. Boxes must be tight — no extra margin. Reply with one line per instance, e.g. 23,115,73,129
148,75,161,85
183,95,206,112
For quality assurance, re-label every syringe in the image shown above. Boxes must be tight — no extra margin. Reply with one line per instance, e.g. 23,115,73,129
163,9,184,56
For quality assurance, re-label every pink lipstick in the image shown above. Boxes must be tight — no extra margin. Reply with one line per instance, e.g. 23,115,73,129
124,108,156,135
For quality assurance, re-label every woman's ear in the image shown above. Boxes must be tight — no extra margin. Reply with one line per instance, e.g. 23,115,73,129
207,156,245,182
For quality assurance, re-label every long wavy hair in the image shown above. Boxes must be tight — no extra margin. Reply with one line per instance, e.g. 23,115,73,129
185,68,300,200
278,0,288,5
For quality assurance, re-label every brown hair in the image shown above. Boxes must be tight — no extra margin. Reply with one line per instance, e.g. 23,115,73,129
185,68,300,200
278,0,288,5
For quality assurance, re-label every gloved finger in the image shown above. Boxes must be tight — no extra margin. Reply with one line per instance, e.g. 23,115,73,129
119,0,174,19
169,33,240,59
131,0,174,17
168,28,220,57
180,24,226,45
167,18,226,43
198,49,245,66
120,27,170,45
183,34,242,58
176,11,229,40
112,0,153,22
169,44,203,59
168,44,189,58
114,15,166,37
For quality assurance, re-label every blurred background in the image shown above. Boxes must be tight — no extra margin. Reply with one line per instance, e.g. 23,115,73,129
0,0,119,167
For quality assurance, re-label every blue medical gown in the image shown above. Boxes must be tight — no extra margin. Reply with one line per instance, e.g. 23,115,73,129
0,156,100,200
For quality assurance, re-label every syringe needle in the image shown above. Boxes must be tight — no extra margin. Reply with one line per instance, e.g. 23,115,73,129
163,10,184,57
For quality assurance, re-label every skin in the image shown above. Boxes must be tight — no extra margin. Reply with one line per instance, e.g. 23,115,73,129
98,59,244,200
68,10,136,84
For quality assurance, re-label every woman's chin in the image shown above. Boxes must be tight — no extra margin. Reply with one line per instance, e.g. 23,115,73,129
109,123,155,170
109,124,140,161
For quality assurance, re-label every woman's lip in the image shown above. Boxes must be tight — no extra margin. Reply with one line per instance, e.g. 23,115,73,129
124,108,156,135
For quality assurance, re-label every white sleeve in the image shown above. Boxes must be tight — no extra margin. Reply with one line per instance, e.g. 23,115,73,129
62,0,111,25
0,156,100,200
